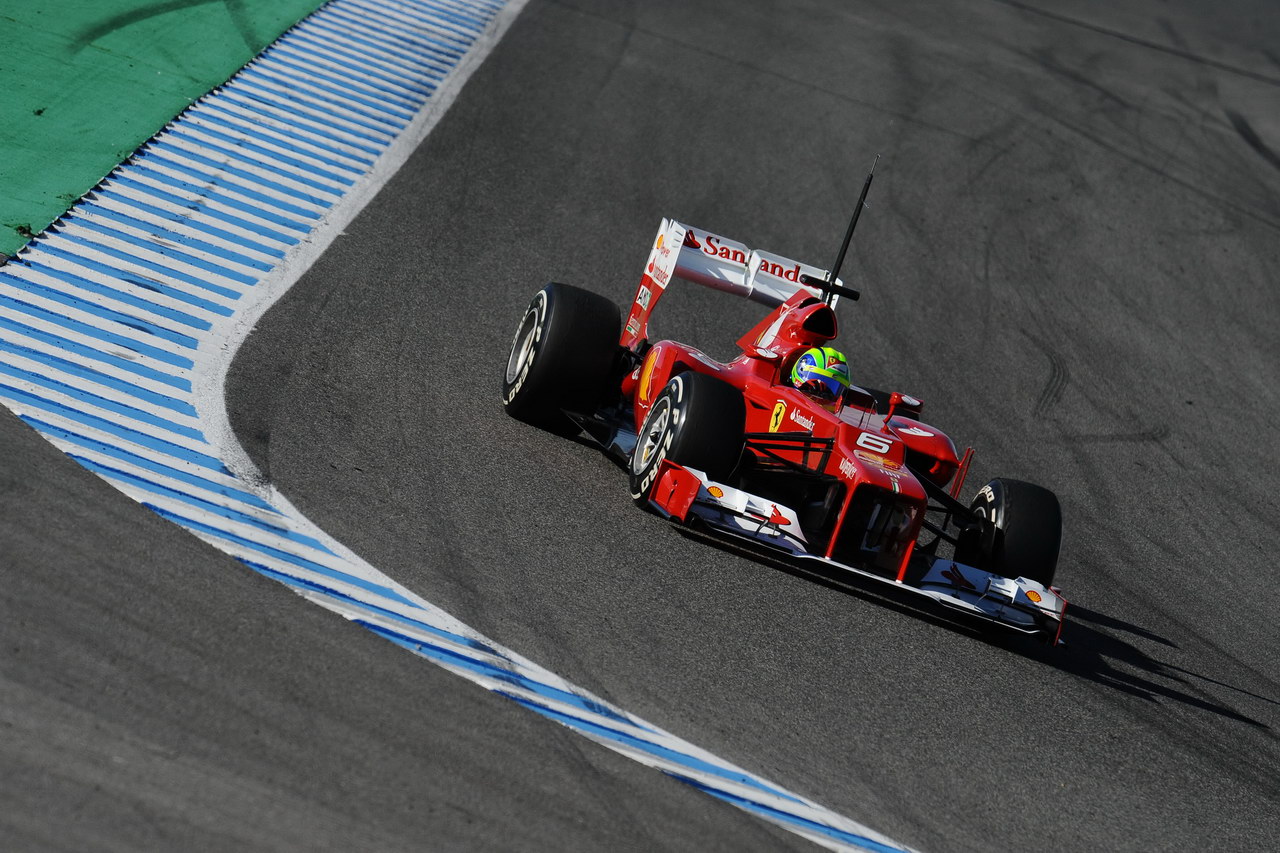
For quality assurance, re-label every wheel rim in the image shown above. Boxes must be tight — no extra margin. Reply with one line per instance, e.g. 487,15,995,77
504,304,540,385
633,398,671,475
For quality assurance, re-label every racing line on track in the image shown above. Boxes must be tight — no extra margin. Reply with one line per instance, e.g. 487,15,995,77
0,2,914,850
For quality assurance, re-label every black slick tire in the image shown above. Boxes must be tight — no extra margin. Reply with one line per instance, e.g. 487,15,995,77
501,282,621,424
963,478,1062,586
629,372,745,506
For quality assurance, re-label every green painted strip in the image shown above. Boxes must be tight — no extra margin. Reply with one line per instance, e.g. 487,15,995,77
0,0,328,258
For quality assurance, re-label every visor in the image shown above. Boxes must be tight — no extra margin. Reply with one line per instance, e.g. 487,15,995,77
798,371,846,400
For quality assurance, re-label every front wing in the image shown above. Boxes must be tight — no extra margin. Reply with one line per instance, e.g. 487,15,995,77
645,459,1068,644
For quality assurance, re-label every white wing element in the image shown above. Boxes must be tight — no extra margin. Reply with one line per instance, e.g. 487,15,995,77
651,218,845,309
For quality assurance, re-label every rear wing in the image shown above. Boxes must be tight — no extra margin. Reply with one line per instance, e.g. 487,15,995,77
620,219,845,350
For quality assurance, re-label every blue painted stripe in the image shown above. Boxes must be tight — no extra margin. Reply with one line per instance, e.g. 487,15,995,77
66,216,263,286
0,314,189,391
0,338,195,416
364,0,486,45
15,254,225,325
249,564,547,658
162,126,350,197
0,361,203,440
233,76,401,141
262,47,428,111
99,178,303,243
198,101,378,167
133,151,327,220
0,384,222,469
0,289,194,369
0,271,202,348
317,5,465,59
362,622,648,730
305,16,456,76
372,1,489,49
89,190,289,257
48,231,248,301
22,416,273,511
495,693,810,808
243,64,415,125
77,457,333,553
215,90,387,154
383,0,494,30
145,506,418,607
679,779,906,853
245,560,426,610
242,61,415,127
117,166,313,233
338,3,471,53
264,571,529,666
76,202,275,272
281,36,439,93
323,7,464,62
178,121,361,183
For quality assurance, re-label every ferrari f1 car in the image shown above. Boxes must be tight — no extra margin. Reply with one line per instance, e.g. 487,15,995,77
501,209,1067,644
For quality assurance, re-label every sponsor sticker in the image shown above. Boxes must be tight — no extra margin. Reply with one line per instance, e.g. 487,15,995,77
638,355,657,404
1026,590,1043,603
707,485,725,499
649,222,685,290
789,410,815,431
839,457,858,480
899,425,934,437
636,285,652,310
855,451,901,470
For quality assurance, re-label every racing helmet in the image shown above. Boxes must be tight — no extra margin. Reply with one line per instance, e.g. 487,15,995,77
790,346,851,401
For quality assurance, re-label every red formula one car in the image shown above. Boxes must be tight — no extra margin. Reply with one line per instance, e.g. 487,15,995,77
502,205,1067,644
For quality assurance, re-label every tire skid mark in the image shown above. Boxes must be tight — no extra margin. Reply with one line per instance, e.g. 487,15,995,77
988,0,1280,88
1224,109,1280,173
1025,332,1069,417
1066,424,1171,444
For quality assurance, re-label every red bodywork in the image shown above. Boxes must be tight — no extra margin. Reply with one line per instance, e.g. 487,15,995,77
619,235,966,582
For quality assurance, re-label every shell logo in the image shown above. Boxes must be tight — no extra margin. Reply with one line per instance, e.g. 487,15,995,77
707,486,725,499
637,354,657,404
1026,590,1043,603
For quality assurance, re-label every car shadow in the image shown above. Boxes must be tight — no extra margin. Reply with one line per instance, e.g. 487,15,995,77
675,525,1273,730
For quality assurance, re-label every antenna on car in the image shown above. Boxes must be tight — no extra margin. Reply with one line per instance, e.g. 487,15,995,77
802,154,878,306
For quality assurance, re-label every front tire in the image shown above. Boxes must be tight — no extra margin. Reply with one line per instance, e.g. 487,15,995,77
629,372,745,506
958,478,1062,586
501,282,621,424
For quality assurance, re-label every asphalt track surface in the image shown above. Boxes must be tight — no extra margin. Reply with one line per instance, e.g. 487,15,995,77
4,0,1279,850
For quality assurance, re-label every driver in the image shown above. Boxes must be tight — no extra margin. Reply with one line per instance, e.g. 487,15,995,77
790,346,851,403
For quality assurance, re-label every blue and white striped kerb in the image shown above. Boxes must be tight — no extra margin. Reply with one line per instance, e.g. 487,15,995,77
0,2,914,850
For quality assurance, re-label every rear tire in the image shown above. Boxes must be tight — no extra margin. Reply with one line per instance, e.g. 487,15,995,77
958,478,1062,586
629,372,745,506
501,283,621,424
